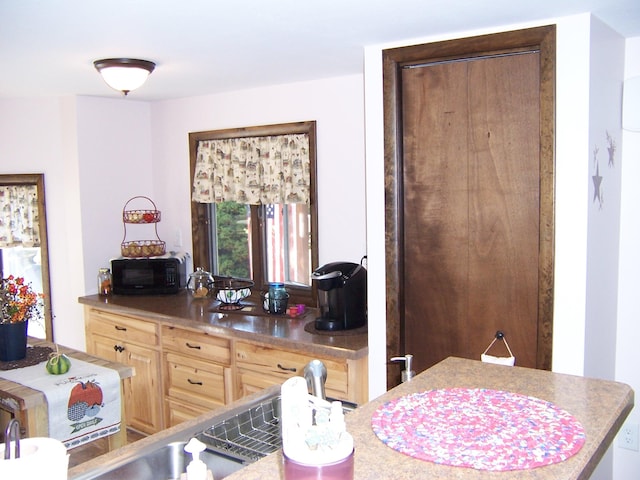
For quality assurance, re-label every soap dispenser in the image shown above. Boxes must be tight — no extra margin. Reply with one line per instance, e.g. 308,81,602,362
184,437,208,480
390,354,415,382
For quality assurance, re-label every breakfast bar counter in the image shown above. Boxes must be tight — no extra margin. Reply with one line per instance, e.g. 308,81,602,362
228,357,634,480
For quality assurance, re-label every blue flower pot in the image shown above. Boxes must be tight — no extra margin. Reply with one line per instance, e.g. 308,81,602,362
0,320,28,362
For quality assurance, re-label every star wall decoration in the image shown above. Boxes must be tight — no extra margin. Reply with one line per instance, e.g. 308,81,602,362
592,144,605,209
592,160,604,209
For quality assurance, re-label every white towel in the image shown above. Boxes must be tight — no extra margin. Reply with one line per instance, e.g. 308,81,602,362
0,358,121,449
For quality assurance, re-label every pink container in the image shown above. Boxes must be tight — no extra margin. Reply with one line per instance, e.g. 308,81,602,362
283,450,354,480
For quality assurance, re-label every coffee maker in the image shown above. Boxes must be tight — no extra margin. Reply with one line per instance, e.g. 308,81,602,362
312,261,367,331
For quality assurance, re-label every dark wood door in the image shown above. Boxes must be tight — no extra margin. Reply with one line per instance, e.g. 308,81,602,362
384,26,556,387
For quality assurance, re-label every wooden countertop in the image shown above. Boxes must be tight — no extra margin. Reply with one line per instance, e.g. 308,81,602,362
78,292,368,360
229,357,634,480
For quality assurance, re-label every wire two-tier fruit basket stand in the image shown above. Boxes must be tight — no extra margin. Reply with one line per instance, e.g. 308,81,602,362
121,196,166,257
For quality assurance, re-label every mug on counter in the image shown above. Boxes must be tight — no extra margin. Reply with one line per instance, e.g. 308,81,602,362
262,291,290,315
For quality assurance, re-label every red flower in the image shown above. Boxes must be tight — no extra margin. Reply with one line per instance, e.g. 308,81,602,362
1,276,44,324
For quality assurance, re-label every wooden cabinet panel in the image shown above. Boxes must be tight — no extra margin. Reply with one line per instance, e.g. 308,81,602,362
235,342,349,400
85,306,368,430
88,332,162,434
87,308,159,346
164,352,229,409
161,325,233,426
165,398,210,428
161,325,230,364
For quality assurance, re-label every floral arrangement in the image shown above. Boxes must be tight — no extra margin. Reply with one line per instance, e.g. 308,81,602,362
0,275,43,324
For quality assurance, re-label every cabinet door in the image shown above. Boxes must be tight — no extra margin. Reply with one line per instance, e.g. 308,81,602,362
88,333,163,434
235,342,349,400
165,398,210,428
164,352,230,409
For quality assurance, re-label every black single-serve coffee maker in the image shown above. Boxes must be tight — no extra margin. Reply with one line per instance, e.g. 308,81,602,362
311,261,367,331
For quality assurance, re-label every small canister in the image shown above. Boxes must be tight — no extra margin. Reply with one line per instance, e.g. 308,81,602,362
98,268,112,296
187,267,214,298
265,282,289,314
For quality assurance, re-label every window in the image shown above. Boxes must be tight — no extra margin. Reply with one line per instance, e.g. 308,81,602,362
190,122,318,306
0,174,53,340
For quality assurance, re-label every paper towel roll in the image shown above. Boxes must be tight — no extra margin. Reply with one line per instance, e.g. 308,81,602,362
0,437,69,480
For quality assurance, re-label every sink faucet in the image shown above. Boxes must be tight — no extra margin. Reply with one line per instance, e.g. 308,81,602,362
4,418,21,460
304,359,327,400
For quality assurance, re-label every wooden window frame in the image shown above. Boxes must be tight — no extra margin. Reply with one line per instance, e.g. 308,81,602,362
189,121,319,306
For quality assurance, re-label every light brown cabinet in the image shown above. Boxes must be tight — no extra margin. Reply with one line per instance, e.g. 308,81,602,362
85,304,368,434
161,325,233,427
235,341,368,405
84,308,163,434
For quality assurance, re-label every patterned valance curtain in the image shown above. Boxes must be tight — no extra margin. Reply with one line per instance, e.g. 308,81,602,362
0,184,41,247
192,133,310,205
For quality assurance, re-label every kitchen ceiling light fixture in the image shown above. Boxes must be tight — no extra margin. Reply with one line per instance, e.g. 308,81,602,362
93,58,156,96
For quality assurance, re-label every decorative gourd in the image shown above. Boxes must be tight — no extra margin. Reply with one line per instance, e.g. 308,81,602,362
46,348,72,375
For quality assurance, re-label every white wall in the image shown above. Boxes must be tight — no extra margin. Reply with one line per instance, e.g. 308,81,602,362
0,96,154,349
584,17,625,384
0,97,84,348
0,75,367,350
613,35,640,480
149,74,367,268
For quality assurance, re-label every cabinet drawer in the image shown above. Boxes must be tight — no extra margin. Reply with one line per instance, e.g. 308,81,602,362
162,326,231,364
87,308,159,346
165,352,230,409
235,342,348,397
165,398,211,427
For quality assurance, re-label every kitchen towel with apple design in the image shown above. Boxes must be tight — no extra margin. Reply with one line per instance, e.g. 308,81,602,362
0,357,121,449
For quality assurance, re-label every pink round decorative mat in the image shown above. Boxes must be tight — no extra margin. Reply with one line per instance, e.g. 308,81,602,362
371,388,585,471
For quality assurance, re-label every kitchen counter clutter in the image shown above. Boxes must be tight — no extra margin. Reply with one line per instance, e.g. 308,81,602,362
229,357,634,480
78,292,368,434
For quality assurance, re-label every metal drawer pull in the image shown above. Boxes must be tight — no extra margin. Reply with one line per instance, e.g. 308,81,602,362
186,342,201,349
277,363,297,372
113,345,125,353
115,326,127,331
187,379,203,385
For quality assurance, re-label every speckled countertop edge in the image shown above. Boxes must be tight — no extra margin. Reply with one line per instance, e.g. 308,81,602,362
78,293,368,360
225,357,634,480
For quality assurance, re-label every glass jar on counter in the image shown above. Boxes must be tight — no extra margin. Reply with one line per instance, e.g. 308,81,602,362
98,268,112,296
187,267,215,298
265,282,289,314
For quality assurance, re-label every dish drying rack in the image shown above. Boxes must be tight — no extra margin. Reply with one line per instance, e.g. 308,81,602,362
197,396,282,463
121,196,166,257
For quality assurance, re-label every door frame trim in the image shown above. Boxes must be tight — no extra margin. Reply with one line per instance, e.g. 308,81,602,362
383,25,556,388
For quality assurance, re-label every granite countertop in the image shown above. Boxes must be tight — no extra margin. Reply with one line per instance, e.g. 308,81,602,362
228,357,634,480
78,292,368,360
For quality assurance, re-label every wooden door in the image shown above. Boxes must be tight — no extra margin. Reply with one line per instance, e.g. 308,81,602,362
384,26,556,387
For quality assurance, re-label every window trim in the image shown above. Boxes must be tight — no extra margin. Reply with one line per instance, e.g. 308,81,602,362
189,121,318,306
0,174,53,340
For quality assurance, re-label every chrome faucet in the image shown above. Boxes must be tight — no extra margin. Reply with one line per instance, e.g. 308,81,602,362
4,418,21,460
304,359,327,400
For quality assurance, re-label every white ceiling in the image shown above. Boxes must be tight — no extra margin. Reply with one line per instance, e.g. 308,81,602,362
1,0,639,101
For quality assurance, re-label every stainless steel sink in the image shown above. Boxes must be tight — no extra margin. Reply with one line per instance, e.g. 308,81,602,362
70,391,355,480
84,441,243,480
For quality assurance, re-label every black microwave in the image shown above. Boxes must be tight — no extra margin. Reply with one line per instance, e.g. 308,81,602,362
111,254,188,295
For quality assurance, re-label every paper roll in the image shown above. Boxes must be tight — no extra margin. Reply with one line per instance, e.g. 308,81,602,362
0,437,69,480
